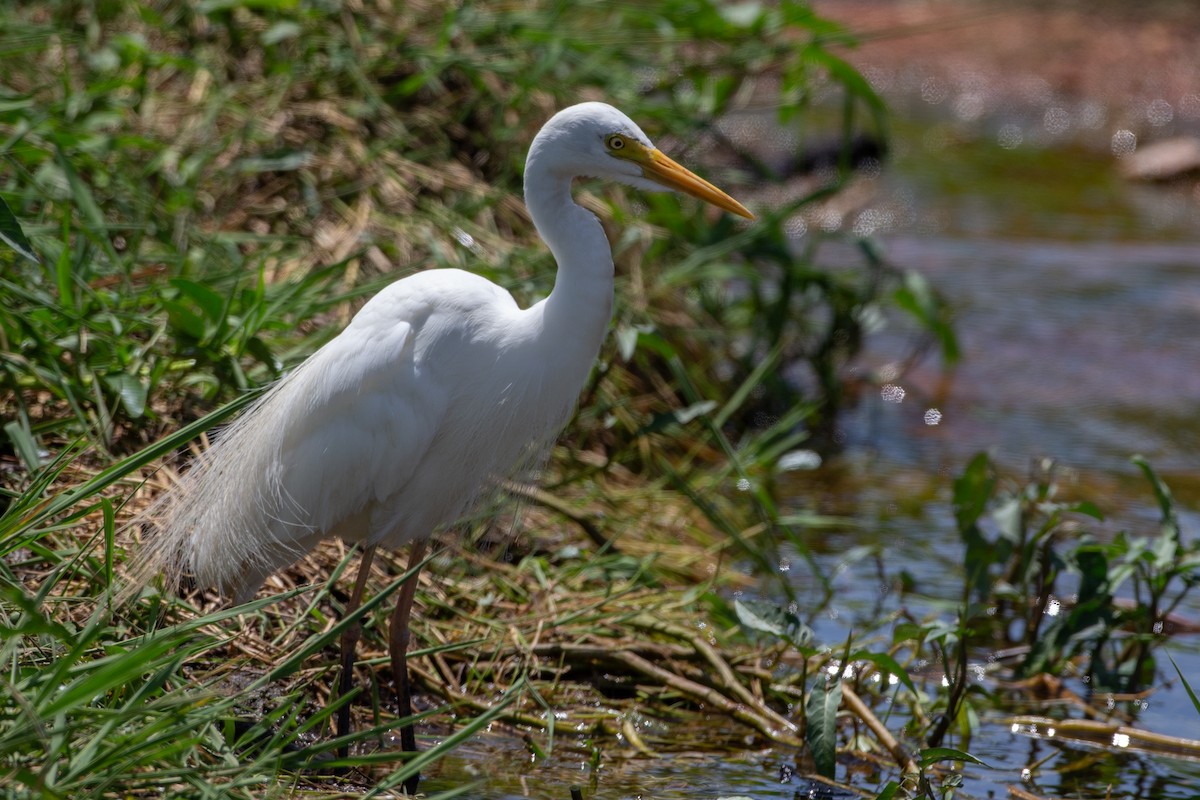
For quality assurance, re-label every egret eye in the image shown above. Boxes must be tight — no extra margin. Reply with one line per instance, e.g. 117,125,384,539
606,134,626,151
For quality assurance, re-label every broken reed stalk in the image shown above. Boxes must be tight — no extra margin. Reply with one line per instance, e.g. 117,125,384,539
1006,787,1057,800
592,646,800,745
842,685,919,775
627,614,799,736
1006,715,1200,760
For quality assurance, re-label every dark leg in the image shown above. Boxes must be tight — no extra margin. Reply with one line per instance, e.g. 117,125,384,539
389,537,428,794
337,544,377,758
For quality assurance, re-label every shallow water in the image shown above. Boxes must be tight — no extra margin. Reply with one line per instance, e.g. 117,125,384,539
423,736,820,800
426,52,1200,800
844,131,1200,483
776,91,1200,798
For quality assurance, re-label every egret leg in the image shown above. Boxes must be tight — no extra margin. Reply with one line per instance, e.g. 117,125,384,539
336,543,377,757
389,537,428,793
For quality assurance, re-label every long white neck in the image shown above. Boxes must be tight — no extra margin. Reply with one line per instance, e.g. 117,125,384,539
523,158,615,373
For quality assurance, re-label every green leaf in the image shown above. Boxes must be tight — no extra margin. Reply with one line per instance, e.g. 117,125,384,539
734,598,813,648
0,194,39,265
953,453,995,531
712,343,782,429
872,781,901,800
1132,455,1180,541
170,277,227,323
918,746,990,768
992,497,1022,544
1167,651,1200,717
892,622,925,645
848,649,917,694
3,421,42,472
54,144,117,266
0,585,74,641
0,391,259,542
720,2,764,28
102,373,148,418
806,674,842,779
164,299,207,339
892,270,959,365
40,632,197,717
634,329,676,360
804,46,886,113
55,229,74,311
1071,500,1105,520
1074,548,1111,605
244,335,280,371
362,677,524,797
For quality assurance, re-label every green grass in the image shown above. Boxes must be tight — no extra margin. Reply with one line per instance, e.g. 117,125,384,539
9,1,1197,799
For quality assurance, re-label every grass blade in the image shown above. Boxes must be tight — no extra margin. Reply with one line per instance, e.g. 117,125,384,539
0,194,39,265
363,676,528,798
1168,651,1200,717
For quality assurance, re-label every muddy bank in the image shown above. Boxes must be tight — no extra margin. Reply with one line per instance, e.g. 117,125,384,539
814,0,1200,147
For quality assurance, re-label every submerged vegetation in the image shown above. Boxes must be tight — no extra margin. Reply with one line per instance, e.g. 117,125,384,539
2,1,1198,798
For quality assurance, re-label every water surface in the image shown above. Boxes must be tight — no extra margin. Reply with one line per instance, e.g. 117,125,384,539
783,94,1200,799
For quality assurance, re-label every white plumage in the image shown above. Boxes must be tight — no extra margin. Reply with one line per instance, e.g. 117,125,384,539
135,100,751,609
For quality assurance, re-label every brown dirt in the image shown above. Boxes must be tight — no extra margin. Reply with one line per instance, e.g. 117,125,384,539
813,0,1200,133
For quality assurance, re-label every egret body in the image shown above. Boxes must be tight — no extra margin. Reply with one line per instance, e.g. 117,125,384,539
136,102,752,780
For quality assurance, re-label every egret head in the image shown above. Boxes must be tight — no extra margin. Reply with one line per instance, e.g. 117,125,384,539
530,102,754,219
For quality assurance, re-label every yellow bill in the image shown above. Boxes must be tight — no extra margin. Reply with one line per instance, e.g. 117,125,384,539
641,148,755,220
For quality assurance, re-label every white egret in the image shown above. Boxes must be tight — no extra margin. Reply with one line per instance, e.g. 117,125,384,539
133,101,752,786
